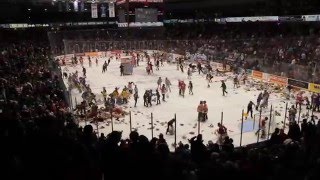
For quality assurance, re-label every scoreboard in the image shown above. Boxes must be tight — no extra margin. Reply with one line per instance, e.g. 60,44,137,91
116,0,164,27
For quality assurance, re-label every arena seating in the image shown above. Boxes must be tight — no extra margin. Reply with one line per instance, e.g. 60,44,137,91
1,25,320,180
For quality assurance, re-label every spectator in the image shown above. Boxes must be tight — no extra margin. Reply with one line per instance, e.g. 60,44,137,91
189,134,208,163
270,128,281,145
288,121,301,141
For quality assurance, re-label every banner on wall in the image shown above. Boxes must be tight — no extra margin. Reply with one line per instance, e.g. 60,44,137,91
66,2,70,12
308,83,320,93
262,73,269,81
269,75,288,85
252,70,263,79
73,0,79,12
75,53,85,57
91,3,98,18
101,4,106,18
302,15,320,22
85,52,99,57
80,0,85,12
109,2,115,18
288,79,309,89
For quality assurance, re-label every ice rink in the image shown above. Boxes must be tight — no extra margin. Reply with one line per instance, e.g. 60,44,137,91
61,52,314,150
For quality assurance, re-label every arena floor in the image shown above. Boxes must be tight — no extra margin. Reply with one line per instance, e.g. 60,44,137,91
61,51,314,150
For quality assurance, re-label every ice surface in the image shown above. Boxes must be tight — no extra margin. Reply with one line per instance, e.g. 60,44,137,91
61,53,318,150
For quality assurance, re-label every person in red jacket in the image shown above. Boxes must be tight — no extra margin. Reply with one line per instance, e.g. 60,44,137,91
255,117,268,139
197,101,204,122
216,123,227,145
203,101,208,121
178,80,183,95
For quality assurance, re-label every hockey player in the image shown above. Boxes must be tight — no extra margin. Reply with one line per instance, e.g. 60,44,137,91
197,101,204,122
178,80,182,95
221,80,228,96
256,92,263,110
206,73,213,88
165,77,172,92
161,84,167,102
133,92,139,107
128,82,134,94
143,90,148,107
166,119,175,135
111,87,119,97
197,62,203,74
148,62,153,74
146,65,151,75
216,123,227,145
79,56,83,66
156,59,160,70
203,101,208,121
95,58,98,66
147,90,152,107
260,90,270,109
121,88,129,104
120,64,124,76
233,74,240,88
102,61,108,73
160,58,164,66
101,87,107,102
314,94,320,112
242,72,247,85
247,101,255,119
62,57,66,66
180,63,184,73
187,68,192,79
156,89,161,105
180,81,186,97
82,67,86,77
157,77,163,88
255,117,268,139
134,85,138,94
288,105,297,122
188,81,193,95
88,56,92,67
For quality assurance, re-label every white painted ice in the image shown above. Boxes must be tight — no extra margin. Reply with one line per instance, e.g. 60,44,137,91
61,52,317,150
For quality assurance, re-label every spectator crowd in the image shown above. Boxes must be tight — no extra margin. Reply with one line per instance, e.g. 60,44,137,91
1,24,320,180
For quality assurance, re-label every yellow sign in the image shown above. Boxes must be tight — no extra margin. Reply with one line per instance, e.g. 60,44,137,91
308,83,320,93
